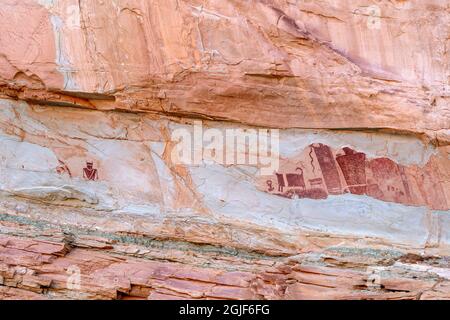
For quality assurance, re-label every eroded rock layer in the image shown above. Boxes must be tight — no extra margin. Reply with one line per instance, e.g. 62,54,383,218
0,0,449,300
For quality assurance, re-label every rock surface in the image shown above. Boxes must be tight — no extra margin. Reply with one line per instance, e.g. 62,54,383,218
0,0,449,300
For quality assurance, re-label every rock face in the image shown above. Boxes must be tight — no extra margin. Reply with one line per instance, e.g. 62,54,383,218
0,0,449,300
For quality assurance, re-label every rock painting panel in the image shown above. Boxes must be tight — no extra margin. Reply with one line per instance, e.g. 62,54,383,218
259,143,447,210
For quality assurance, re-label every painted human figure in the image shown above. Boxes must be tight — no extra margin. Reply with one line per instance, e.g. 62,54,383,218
83,161,98,181
276,173,285,192
336,147,367,195
266,180,275,192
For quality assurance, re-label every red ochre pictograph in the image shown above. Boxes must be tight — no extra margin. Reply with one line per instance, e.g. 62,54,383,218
83,161,99,181
260,143,447,210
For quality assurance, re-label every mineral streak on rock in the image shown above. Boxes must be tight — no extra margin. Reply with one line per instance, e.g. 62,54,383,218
0,0,449,300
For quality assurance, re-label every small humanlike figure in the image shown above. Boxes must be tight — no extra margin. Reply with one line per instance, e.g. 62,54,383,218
276,173,285,192
266,180,275,192
83,161,98,181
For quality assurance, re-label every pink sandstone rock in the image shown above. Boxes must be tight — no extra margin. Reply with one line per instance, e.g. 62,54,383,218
0,0,448,300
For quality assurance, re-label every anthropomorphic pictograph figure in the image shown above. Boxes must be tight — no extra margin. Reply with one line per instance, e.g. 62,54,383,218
83,161,98,181
266,180,275,192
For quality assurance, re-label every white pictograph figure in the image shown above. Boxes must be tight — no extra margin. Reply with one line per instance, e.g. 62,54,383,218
66,4,81,29
367,5,381,30
83,162,99,181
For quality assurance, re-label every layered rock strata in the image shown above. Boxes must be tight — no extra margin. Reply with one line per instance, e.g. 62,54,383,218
0,0,448,300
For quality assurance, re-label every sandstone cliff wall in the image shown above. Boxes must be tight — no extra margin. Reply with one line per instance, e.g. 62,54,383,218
0,0,449,300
